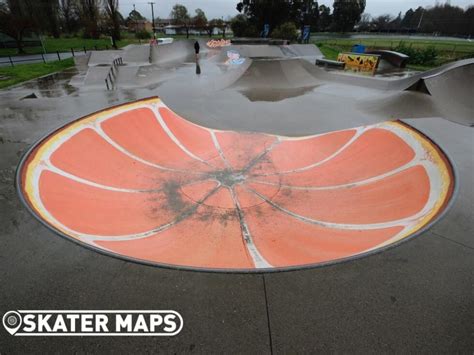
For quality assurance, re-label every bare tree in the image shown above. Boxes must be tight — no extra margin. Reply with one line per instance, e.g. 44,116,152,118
60,0,79,33
79,0,100,38
38,0,61,38
103,0,121,47
0,0,38,53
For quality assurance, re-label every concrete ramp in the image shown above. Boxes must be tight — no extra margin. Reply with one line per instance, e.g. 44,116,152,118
411,61,474,126
17,97,454,271
83,66,111,87
115,66,141,87
285,44,323,58
87,50,122,66
229,44,287,58
122,44,150,64
150,40,196,65
232,58,321,89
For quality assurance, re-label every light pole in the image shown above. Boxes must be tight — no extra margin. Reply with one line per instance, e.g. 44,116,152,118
148,2,156,35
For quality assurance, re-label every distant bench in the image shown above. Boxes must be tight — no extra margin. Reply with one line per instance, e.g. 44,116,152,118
315,58,345,68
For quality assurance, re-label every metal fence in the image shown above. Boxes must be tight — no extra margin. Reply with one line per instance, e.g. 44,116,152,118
105,57,123,90
0,44,131,67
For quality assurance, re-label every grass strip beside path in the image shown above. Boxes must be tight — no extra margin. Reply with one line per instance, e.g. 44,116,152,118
0,58,74,89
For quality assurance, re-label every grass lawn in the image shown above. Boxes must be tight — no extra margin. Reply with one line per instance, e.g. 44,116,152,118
0,58,74,89
314,38,474,69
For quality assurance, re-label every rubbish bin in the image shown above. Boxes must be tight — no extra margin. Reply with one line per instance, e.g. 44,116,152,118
352,44,366,53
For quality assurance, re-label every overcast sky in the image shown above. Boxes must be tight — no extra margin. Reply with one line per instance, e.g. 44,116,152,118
119,0,473,20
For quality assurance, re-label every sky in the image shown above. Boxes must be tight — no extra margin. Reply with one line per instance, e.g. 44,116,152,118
119,0,473,20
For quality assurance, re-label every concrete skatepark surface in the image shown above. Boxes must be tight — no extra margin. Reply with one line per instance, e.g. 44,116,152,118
0,40,473,351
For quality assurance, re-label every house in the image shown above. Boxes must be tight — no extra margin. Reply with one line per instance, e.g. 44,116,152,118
128,20,153,33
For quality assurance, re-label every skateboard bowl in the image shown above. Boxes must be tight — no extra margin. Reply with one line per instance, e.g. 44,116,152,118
17,97,455,272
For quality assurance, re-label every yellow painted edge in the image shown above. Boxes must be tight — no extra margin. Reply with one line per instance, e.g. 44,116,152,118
386,121,453,241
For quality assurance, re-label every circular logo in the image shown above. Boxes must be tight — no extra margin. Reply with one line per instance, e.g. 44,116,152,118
2,311,22,335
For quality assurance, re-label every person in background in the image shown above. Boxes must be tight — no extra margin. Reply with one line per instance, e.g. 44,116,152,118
194,40,200,60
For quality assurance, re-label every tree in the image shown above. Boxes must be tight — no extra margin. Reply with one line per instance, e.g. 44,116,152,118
126,8,145,22
271,21,298,40
60,0,80,34
236,0,311,35
400,8,414,30
371,14,392,32
305,1,320,32
332,0,366,32
37,0,61,38
170,4,190,38
466,6,474,37
126,8,145,32
193,8,208,34
357,13,371,32
0,0,38,54
398,5,473,36
230,14,257,37
103,0,121,47
207,18,225,37
218,19,228,37
390,11,402,31
79,0,100,38
318,4,331,32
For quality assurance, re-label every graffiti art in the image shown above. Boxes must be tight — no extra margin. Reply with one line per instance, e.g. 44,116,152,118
337,52,381,73
206,39,231,48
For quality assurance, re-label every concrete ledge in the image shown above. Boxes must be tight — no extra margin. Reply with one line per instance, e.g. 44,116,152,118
315,58,345,68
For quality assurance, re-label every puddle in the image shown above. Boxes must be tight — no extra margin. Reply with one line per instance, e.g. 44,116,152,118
14,68,79,98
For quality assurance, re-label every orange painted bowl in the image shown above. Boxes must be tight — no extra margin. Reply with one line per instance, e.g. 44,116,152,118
16,97,456,272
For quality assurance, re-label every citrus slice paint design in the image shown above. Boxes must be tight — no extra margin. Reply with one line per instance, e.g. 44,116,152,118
17,97,454,271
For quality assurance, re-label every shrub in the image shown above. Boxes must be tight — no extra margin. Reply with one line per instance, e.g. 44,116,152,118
271,22,298,41
392,42,439,65
231,15,258,37
135,30,151,39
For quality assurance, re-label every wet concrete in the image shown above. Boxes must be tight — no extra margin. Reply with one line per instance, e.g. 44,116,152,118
0,50,473,352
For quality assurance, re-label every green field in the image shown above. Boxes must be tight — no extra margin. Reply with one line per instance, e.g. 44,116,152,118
314,37,474,69
0,58,74,89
